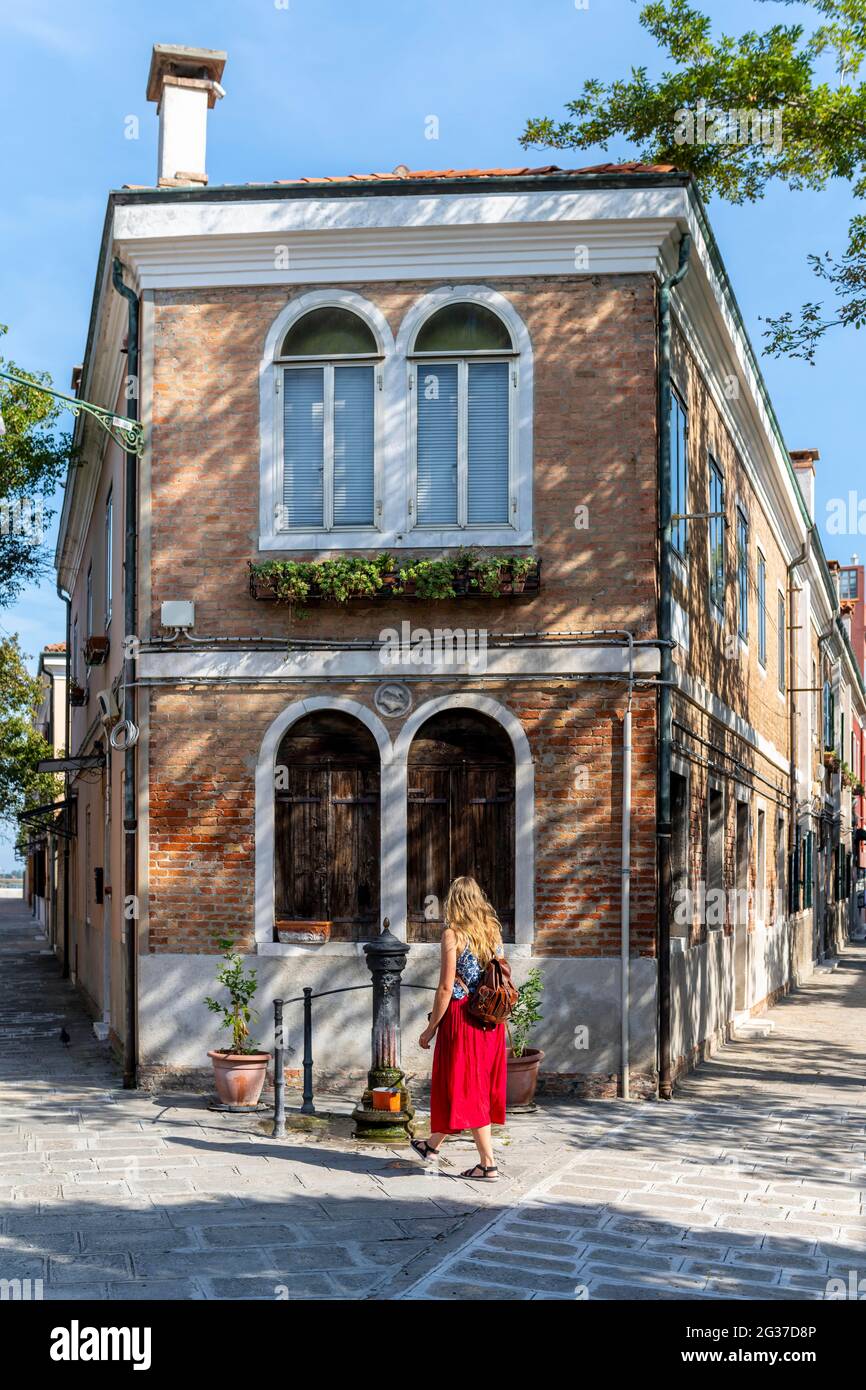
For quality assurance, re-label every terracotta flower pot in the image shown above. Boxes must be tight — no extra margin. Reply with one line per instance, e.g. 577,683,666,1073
208,1050,270,1108
506,1047,545,1108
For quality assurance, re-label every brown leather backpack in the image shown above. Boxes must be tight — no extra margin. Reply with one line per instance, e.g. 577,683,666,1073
461,954,519,1030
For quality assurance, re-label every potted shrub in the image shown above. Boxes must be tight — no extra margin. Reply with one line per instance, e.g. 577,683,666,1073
205,938,270,1108
506,967,545,1108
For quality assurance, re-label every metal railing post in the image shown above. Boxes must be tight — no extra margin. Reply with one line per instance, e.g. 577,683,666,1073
272,998,286,1139
352,919,414,1142
301,986,315,1115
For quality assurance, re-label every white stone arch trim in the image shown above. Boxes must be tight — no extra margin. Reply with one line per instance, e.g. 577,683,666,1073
258,289,398,551
255,696,399,947
395,284,534,548
393,693,536,946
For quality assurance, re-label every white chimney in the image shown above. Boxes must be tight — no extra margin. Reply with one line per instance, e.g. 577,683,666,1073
146,44,227,187
790,448,819,520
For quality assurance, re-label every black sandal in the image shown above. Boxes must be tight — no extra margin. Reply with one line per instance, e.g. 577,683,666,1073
410,1138,441,1161
459,1163,499,1181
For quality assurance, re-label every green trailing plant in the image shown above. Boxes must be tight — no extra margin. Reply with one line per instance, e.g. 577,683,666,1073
251,551,538,614
396,555,461,599
205,939,261,1055
506,967,544,1059
470,556,508,595
509,555,535,583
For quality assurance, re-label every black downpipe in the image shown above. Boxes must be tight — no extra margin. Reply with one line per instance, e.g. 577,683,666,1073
112,259,139,1090
657,233,691,1101
56,582,71,977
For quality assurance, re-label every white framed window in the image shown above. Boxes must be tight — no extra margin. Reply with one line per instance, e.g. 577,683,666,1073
259,285,533,551
259,290,393,551
85,564,93,639
276,304,380,533
409,302,515,531
708,456,725,616
757,549,767,666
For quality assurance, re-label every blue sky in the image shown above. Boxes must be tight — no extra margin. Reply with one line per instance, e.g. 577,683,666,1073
1,0,863,866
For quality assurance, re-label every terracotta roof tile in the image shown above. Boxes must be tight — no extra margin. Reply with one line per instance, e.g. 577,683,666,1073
121,162,681,193
271,162,679,186
43,642,67,651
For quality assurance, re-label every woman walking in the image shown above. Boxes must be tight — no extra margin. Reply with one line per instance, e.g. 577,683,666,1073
411,876,506,1181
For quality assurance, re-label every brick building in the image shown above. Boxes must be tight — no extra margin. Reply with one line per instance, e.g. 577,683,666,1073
52,45,866,1095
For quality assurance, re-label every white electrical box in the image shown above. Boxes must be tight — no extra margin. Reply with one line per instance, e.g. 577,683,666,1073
161,600,195,630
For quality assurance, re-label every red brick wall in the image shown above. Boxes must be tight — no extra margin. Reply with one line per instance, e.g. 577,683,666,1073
148,275,659,641
146,679,657,958
145,274,662,960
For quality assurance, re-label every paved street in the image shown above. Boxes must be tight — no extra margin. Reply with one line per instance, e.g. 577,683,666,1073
1,897,864,1301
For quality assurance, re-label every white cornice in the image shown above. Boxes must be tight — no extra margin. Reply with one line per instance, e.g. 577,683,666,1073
137,643,662,682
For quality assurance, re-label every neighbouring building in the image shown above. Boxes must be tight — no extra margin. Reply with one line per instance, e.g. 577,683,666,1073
51,44,866,1096
22,642,67,939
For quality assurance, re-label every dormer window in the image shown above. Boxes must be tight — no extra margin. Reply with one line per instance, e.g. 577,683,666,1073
275,306,381,532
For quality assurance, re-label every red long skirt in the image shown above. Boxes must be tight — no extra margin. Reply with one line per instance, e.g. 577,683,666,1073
430,995,506,1134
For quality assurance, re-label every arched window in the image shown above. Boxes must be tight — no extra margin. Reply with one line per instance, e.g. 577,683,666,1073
406,709,515,943
410,302,516,529
277,306,380,531
274,711,380,941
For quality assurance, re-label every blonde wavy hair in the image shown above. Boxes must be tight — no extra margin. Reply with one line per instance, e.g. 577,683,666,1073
443,876,502,967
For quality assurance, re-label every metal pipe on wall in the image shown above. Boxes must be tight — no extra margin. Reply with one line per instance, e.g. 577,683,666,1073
656,232,691,1101
112,258,140,1090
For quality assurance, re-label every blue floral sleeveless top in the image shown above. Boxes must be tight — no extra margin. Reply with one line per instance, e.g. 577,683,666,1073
452,943,503,999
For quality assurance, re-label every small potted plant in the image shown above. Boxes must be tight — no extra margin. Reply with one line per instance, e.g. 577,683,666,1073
506,967,545,1108
205,938,271,1108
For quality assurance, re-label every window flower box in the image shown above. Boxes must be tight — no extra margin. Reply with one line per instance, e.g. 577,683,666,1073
823,751,840,773
69,681,87,707
275,919,331,945
249,553,541,611
83,635,110,667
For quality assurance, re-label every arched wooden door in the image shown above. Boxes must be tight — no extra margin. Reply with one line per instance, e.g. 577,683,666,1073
407,709,515,943
274,711,379,941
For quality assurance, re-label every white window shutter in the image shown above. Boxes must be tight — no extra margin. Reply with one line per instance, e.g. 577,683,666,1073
467,361,509,524
282,367,324,527
416,362,458,525
333,365,375,526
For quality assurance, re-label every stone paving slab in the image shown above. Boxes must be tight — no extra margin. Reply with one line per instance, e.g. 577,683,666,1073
1,898,865,1301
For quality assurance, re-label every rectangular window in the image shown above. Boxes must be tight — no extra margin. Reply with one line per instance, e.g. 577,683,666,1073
104,490,113,627
737,507,748,640
416,360,510,527
670,389,688,557
812,657,818,735
757,551,767,664
823,681,834,750
707,785,724,928
281,364,374,530
803,830,814,910
708,457,725,614
756,807,766,921
85,565,93,639
671,772,689,938
776,815,786,920
72,616,78,682
840,569,858,600
777,591,786,694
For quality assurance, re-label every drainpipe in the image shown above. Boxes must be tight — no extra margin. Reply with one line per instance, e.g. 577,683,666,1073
56,582,71,978
621,632,635,1099
657,232,691,1101
112,259,139,1090
787,529,814,925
